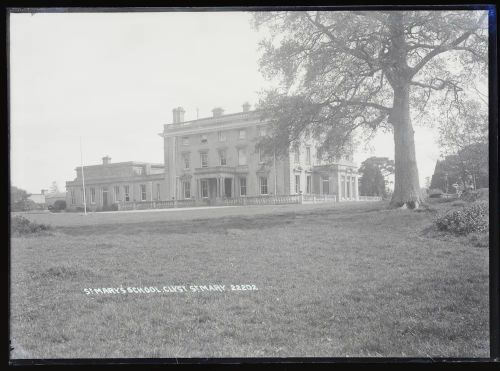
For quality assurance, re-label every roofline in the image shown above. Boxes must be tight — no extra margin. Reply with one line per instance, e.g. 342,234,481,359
166,108,264,126
75,161,164,170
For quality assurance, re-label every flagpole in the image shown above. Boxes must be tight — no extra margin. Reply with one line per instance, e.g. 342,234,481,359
80,137,87,215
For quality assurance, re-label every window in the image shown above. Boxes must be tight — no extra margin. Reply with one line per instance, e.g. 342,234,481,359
70,189,75,204
201,180,209,198
239,177,247,196
239,129,246,140
306,175,312,194
90,188,96,204
258,148,264,163
218,131,226,142
295,175,301,194
294,149,300,163
124,185,130,202
237,148,247,165
260,177,268,195
340,175,345,198
135,167,143,175
219,150,227,166
200,152,208,168
183,153,190,169
306,147,311,165
347,176,351,199
322,176,330,195
182,137,189,146
200,134,208,144
183,181,191,199
156,184,161,200
258,126,267,137
316,149,322,165
140,184,147,201
114,186,120,202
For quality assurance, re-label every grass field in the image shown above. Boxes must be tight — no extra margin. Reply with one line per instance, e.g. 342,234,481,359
10,201,489,358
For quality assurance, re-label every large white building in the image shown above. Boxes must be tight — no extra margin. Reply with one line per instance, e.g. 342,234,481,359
66,103,360,210
161,104,359,204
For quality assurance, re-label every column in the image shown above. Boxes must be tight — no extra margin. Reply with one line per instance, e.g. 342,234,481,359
354,176,358,200
344,175,348,200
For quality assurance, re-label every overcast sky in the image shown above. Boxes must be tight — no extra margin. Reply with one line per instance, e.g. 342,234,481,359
10,11,443,194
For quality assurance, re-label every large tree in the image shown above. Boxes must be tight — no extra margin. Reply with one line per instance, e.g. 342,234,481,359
253,10,488,208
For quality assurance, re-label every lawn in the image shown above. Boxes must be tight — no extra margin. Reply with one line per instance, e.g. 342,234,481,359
10,201,489,358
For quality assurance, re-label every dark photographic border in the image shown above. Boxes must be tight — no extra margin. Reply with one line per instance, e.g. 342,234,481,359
2,2,498,367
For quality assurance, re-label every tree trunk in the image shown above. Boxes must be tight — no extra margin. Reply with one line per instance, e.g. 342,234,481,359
390,84,423,208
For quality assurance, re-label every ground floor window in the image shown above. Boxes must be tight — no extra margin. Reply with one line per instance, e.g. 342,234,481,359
157,183,161,200
201,180,209,198
90,187,96,203
70,189,75,204
340,176,345,199
140,184,147,201
114,186,120,202
183,181,191,199
260,177,268,195
306,175,312,194
124,185,130,202
239,177,247,196
347,176,351,199
322,176,329,195
295,175,301,194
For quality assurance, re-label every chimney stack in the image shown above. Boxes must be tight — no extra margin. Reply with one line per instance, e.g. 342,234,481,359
172,107,185,124
102,156,111,165
242,102,251,112
212,107,224,117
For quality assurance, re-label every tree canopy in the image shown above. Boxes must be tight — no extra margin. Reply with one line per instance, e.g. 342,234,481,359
253,10,488,208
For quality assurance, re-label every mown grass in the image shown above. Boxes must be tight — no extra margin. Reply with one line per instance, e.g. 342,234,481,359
10,201,489,358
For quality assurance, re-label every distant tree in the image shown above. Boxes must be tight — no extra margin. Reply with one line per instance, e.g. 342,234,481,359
49,181,60,194
253,10,487,208
358,157,395,197
11,186,29,204
438,99,488,190
10,186,35,211
429,142,487,193
424,176,431,189
430,156,462,193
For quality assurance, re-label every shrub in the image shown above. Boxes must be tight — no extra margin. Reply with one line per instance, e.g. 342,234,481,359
434,201,489,235
460,190,480,202
53,200,66,211
110,203,119,211
451,200,467,207
11,215,52,236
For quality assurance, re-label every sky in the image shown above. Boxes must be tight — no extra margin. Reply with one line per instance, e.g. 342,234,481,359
10,11,443,194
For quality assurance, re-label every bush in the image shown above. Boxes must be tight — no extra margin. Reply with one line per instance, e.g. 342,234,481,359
434,201,489,235
53,200,67,211
11,215,52,236
110,203,119,211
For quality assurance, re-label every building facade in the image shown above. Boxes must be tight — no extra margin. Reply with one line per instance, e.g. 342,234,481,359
65,156,166,211
161,104,359,204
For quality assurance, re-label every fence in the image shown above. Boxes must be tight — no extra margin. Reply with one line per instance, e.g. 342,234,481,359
358,196,383,201
115,193,380,211
302,194,337,203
